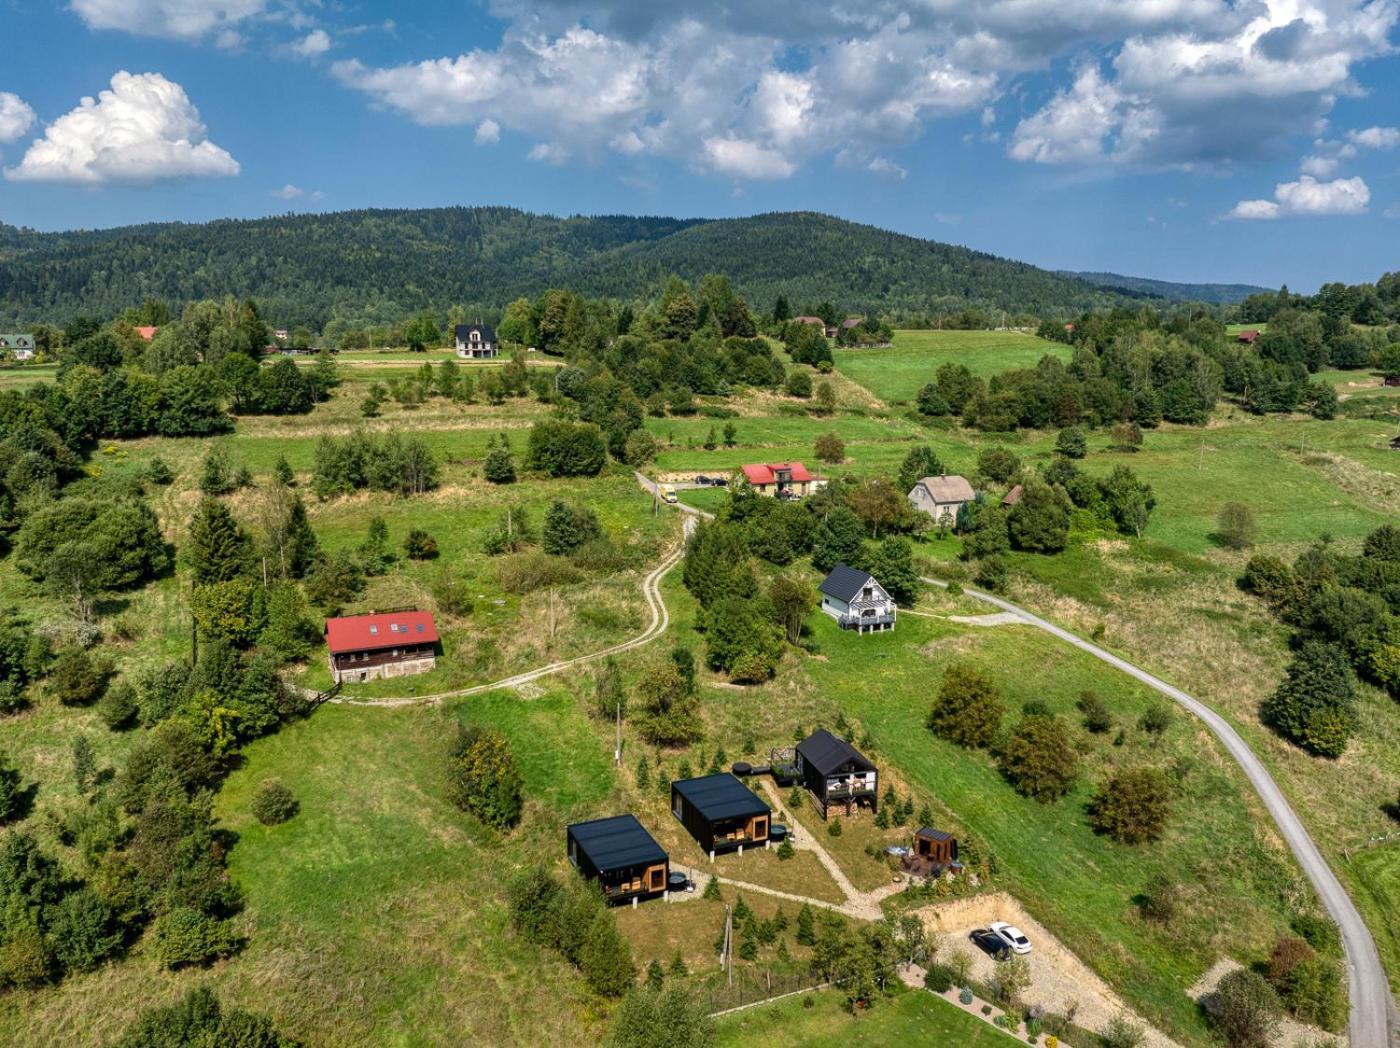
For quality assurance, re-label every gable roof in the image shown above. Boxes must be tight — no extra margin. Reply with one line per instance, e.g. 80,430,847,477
134,326,158,341
914,475,975,504
0,334,34,349
741,461,818,485
1236,329,1259,343
568,814,667,872
454,323,497,342
672,774,769,822
818,563,875,602
840,317,864,329
797,729,875,776
324,610,439,654
792,316,825,325
1001,484,1024,507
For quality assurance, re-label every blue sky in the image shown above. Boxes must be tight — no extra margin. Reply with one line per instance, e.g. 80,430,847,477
2,0,1399,292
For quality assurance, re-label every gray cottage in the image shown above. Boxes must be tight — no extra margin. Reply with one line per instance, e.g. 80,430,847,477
818,564,896,634
908,474,975,527
454,323,498,359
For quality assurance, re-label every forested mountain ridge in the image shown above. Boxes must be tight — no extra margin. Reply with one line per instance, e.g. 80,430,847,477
1065,271,1271,305
2,206,1156,327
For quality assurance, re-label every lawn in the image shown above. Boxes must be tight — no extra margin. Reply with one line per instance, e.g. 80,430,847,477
715,986,1021,1046
833,329,1069,403
1348,843,1400,994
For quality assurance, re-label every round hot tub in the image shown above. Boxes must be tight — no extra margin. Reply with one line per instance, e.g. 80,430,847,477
768,824,789,843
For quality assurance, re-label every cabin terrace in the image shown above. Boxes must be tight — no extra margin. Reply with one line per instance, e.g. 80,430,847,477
795,730,878,820
818,564,896,634
324,610,439,683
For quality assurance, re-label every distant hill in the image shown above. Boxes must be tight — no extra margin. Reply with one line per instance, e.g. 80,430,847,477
1063,270,1270,305
0,206,1196,327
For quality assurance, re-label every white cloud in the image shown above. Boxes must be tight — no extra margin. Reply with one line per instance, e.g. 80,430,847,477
328,0,1398,181
0,93,35,144
528,142,568,164
270,183,302,198
70,0,268,41
474,119,500,145
1230,174,1369,219
5,71,239,184
1346,126,1400,149
1299,153,1339,178
293,30,332,58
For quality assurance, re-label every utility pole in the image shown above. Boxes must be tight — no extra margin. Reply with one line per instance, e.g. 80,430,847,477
614,694,622,764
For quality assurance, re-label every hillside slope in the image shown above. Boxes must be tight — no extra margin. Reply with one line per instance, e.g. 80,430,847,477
1,207,1145,326
1065,270,1270,305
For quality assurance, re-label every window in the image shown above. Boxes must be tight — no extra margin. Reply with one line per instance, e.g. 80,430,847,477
369,625,378,635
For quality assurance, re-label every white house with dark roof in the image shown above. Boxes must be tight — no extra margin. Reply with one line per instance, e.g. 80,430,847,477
454,323,498,359
818,564,896,634
908,474,975,527
0,334,35,360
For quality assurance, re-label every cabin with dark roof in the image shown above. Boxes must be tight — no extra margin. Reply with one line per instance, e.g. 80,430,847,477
819,564,896,633
901,826,961,879
671,774,770,855
324,610,439,683
567,815,669,904
454,323,498,359
796,730,878,819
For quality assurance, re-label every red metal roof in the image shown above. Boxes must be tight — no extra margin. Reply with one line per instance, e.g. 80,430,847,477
134,326,158,341
325,610,439,654
741,461,818,485
1236,330,1259,343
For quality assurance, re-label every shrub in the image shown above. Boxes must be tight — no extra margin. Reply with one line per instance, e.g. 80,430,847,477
1216,503,1257,550
814,432,845,463
45,888,121,973
1137,703,1171,737
1100,1013,1146,1048
251,779,298,825
997,714,1078,802
1237,554,1295,607
1261,641,1358,758
924,963,954,992
1206,969,1279,1047
982,1005,992,1016
974,555,1009,593
959,987,974,1005
928,663,1004,748
1139,874,1180,923
447,723,524,830
580,909,635,997
1054,427,1086,459
1088,768,1174,844
1292,913,1342,957
150,907,240,969
0,749,24,823
1075,691,1112,734
48,648,108,707
113,985,292,1048
827,817,843,837
431,570,474,616
97,680,139,730
776,838,795,861
403,528,439,560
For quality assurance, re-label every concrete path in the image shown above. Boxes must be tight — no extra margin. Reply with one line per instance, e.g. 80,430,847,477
922,575,1399,1048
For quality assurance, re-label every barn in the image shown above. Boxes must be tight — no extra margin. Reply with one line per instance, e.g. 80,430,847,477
566,815,669,904
671,773,770,855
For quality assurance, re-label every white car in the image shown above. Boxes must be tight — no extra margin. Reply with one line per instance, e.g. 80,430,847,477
989,921,1032,955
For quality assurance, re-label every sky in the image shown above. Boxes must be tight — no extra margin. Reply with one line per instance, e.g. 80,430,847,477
2,1,1399,292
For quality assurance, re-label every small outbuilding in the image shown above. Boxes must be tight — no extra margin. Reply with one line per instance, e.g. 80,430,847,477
1001,484,1023,508
325,610,439,683
1236,329,1259,345
566,814,669,904
902,827,960,879
818,564,896,633
908,474,975,527
671,773,770,855
795,729,878,819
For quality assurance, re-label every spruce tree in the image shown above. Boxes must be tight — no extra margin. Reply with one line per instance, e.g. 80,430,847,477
186,498,251,585
283,495,320,578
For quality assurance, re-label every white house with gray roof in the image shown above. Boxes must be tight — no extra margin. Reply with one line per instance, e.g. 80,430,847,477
908,474,975,527
818,564,896,634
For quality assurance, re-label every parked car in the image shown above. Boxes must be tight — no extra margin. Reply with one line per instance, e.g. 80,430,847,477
658,483,678,504
712,476,728,487
969,929,1009,959
989,921,1031,955
694,475,712,486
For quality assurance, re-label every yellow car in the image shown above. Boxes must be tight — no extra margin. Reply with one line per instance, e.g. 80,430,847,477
658,483,678,504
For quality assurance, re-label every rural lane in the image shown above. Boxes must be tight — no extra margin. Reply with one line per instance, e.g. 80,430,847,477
921,575,1398,1048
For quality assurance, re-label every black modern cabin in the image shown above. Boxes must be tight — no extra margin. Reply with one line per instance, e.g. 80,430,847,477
566,815,669,903
671,774,770,854
795,729,878,820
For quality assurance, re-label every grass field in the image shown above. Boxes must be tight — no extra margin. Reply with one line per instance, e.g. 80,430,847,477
833,329,1069,403
1350,843,1400,995
715,986,1021,1046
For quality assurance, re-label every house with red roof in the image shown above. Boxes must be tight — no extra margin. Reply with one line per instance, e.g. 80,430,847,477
740,461,827,499
324,609,439,684
1236,330,1260,345
134,326,158,342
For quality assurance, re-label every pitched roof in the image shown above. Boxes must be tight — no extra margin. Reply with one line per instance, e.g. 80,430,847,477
841,317,864,329
1001,484,1024,507
792,316,825,325
741,461,817,485
134,326,158,341
672,774,770,822
818,563,875,602
324,610,439,654
797,729,875,776
454,323,497,342
914,475,975,504
1236,329,1259,343
916,827,954,842
568,814,667,873
0,334,34,349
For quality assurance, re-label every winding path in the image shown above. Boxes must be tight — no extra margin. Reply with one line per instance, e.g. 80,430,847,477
326,516,692,707
921,575,1398,1048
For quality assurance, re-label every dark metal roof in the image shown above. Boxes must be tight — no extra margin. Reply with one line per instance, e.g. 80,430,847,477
568,815,666,872
454,323,497,342
818,563,874,602
673,774,770,822
916,826,953,842
797,729,875,776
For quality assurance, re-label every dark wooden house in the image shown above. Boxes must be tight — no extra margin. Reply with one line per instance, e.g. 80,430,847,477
566,815,669,904
901,827,960,879
671,773,770,855
324,610,439,683
795,729,878,820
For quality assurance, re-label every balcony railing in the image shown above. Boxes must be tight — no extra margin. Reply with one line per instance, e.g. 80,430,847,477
837,613,895,628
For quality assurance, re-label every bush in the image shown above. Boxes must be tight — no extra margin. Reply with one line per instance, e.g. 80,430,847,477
1100,1013,1146,1048
997,714,1078,802
814,431,845,463
45,888,121,973
776,838,795,861
1139,874,1180,923
1216,502,1257,550
1088,768,1174,844
974,555,1009,593
1261,641,1358,758
959,987,974,1005
0,749,24,823
48,648,108,707
431,570,474,616
1054,427,1087,459
1292,913,1342,957
1206,969,1279,1047
113,985,293,1048
1075,691,1112,734
403,528,439,560
928,663,1004,748
447,723,523,830
827,817,843,837
1137,703,1171,737
924,963,954,992
251,779,298,825
150,907,240,969
98,680,139,730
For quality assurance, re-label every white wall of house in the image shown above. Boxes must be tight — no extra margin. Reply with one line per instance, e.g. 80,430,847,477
908,484,966,524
